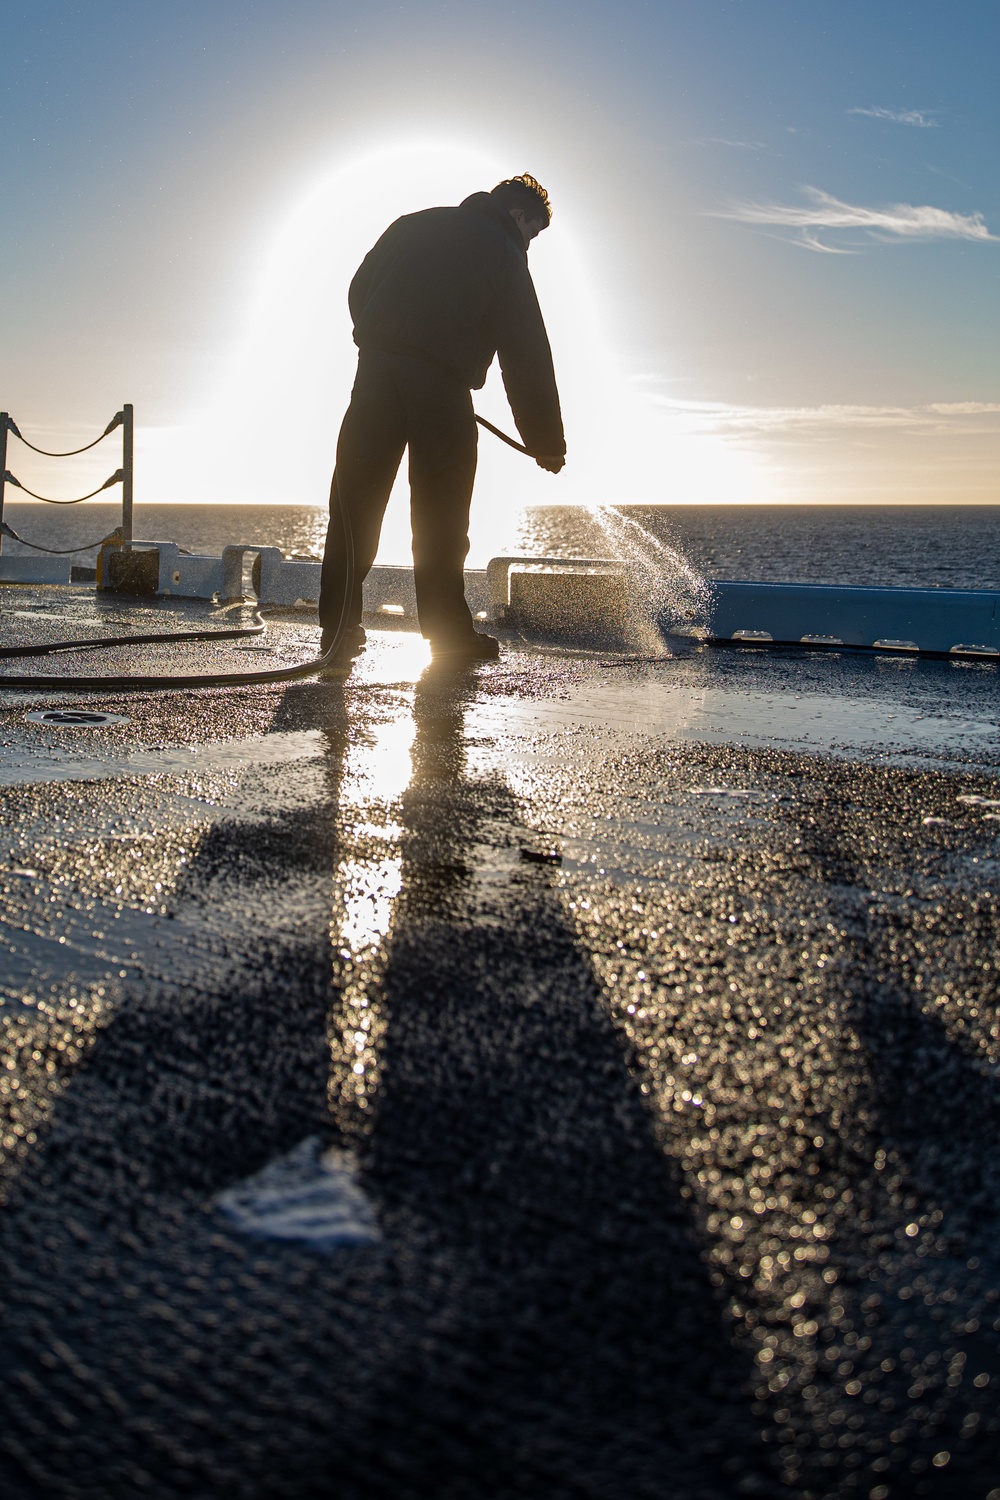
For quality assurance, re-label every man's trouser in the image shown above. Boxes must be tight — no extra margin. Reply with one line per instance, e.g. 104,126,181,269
318,349,479,645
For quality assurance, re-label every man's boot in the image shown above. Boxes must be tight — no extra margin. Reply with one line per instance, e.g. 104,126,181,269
430,631,500,662
320,624,367,667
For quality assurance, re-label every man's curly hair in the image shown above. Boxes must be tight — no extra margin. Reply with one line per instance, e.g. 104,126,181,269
490,173,553,226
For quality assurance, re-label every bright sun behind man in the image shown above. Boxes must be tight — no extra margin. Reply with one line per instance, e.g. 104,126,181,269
143,142,765,552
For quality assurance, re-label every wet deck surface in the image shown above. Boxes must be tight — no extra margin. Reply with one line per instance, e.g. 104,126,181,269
2,588,1000,1499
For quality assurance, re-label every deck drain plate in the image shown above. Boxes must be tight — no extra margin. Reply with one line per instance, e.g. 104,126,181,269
26,709,130,728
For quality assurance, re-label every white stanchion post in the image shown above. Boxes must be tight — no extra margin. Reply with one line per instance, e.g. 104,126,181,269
0,413,8,556
120,403,134,547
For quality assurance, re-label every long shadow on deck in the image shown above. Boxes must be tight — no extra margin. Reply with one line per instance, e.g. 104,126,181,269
315,670,763,1497
771,762,1000,1498
0,673,766,1499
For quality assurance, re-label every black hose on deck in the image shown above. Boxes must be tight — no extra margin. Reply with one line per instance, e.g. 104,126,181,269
0,616,267,658
0,474,355,692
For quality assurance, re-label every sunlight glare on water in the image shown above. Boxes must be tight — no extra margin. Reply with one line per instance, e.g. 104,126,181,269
342,708,418,807
328,697,417,1134
338,857,403,952
351,632,433,686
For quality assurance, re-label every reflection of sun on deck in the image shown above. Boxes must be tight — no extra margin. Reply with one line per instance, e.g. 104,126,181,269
1,596,1000,1497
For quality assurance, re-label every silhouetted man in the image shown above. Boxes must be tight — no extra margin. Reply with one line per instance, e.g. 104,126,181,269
319,173,566,664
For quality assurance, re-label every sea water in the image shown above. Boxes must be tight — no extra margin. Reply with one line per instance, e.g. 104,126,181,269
2,501,998,592
516,504,1000,593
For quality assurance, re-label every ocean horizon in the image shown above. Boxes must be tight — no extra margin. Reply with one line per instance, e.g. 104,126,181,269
1,500,998,593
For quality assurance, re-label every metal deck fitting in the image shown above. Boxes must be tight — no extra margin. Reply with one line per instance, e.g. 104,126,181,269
3,548,1000,657
0,554,74,585
710,578,1000,658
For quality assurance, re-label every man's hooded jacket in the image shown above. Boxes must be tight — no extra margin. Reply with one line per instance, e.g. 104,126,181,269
348,191,565,460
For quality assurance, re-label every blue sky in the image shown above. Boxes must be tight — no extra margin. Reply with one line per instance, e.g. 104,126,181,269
2,0,998,533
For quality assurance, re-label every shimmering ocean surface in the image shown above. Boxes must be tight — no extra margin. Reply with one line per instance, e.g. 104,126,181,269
2,501,999,592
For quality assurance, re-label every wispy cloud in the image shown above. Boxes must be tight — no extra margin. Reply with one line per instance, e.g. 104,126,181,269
927,402,1000,417
641,394,1000,438
625,393,1000,503
795,231,856,255
716,186,996,251
850,106,938,128
694,137,770,152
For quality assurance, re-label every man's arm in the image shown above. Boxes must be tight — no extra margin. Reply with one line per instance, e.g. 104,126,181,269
496,267,566,469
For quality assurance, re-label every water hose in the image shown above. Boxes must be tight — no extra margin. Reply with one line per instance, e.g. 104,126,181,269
474,414,561,466
0,616,267,658
0,473,355,692
0,415,537,692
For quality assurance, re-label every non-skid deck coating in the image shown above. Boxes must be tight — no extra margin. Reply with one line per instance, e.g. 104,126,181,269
1,589,1000,1500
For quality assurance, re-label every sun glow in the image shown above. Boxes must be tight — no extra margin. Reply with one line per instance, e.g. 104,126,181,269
142,139,766,559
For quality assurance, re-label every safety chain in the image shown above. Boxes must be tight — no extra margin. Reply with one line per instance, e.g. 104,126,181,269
2,468,124,504
2,410,123,457
0,520,123,556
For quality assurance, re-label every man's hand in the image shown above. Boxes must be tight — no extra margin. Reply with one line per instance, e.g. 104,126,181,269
535,454,565,473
